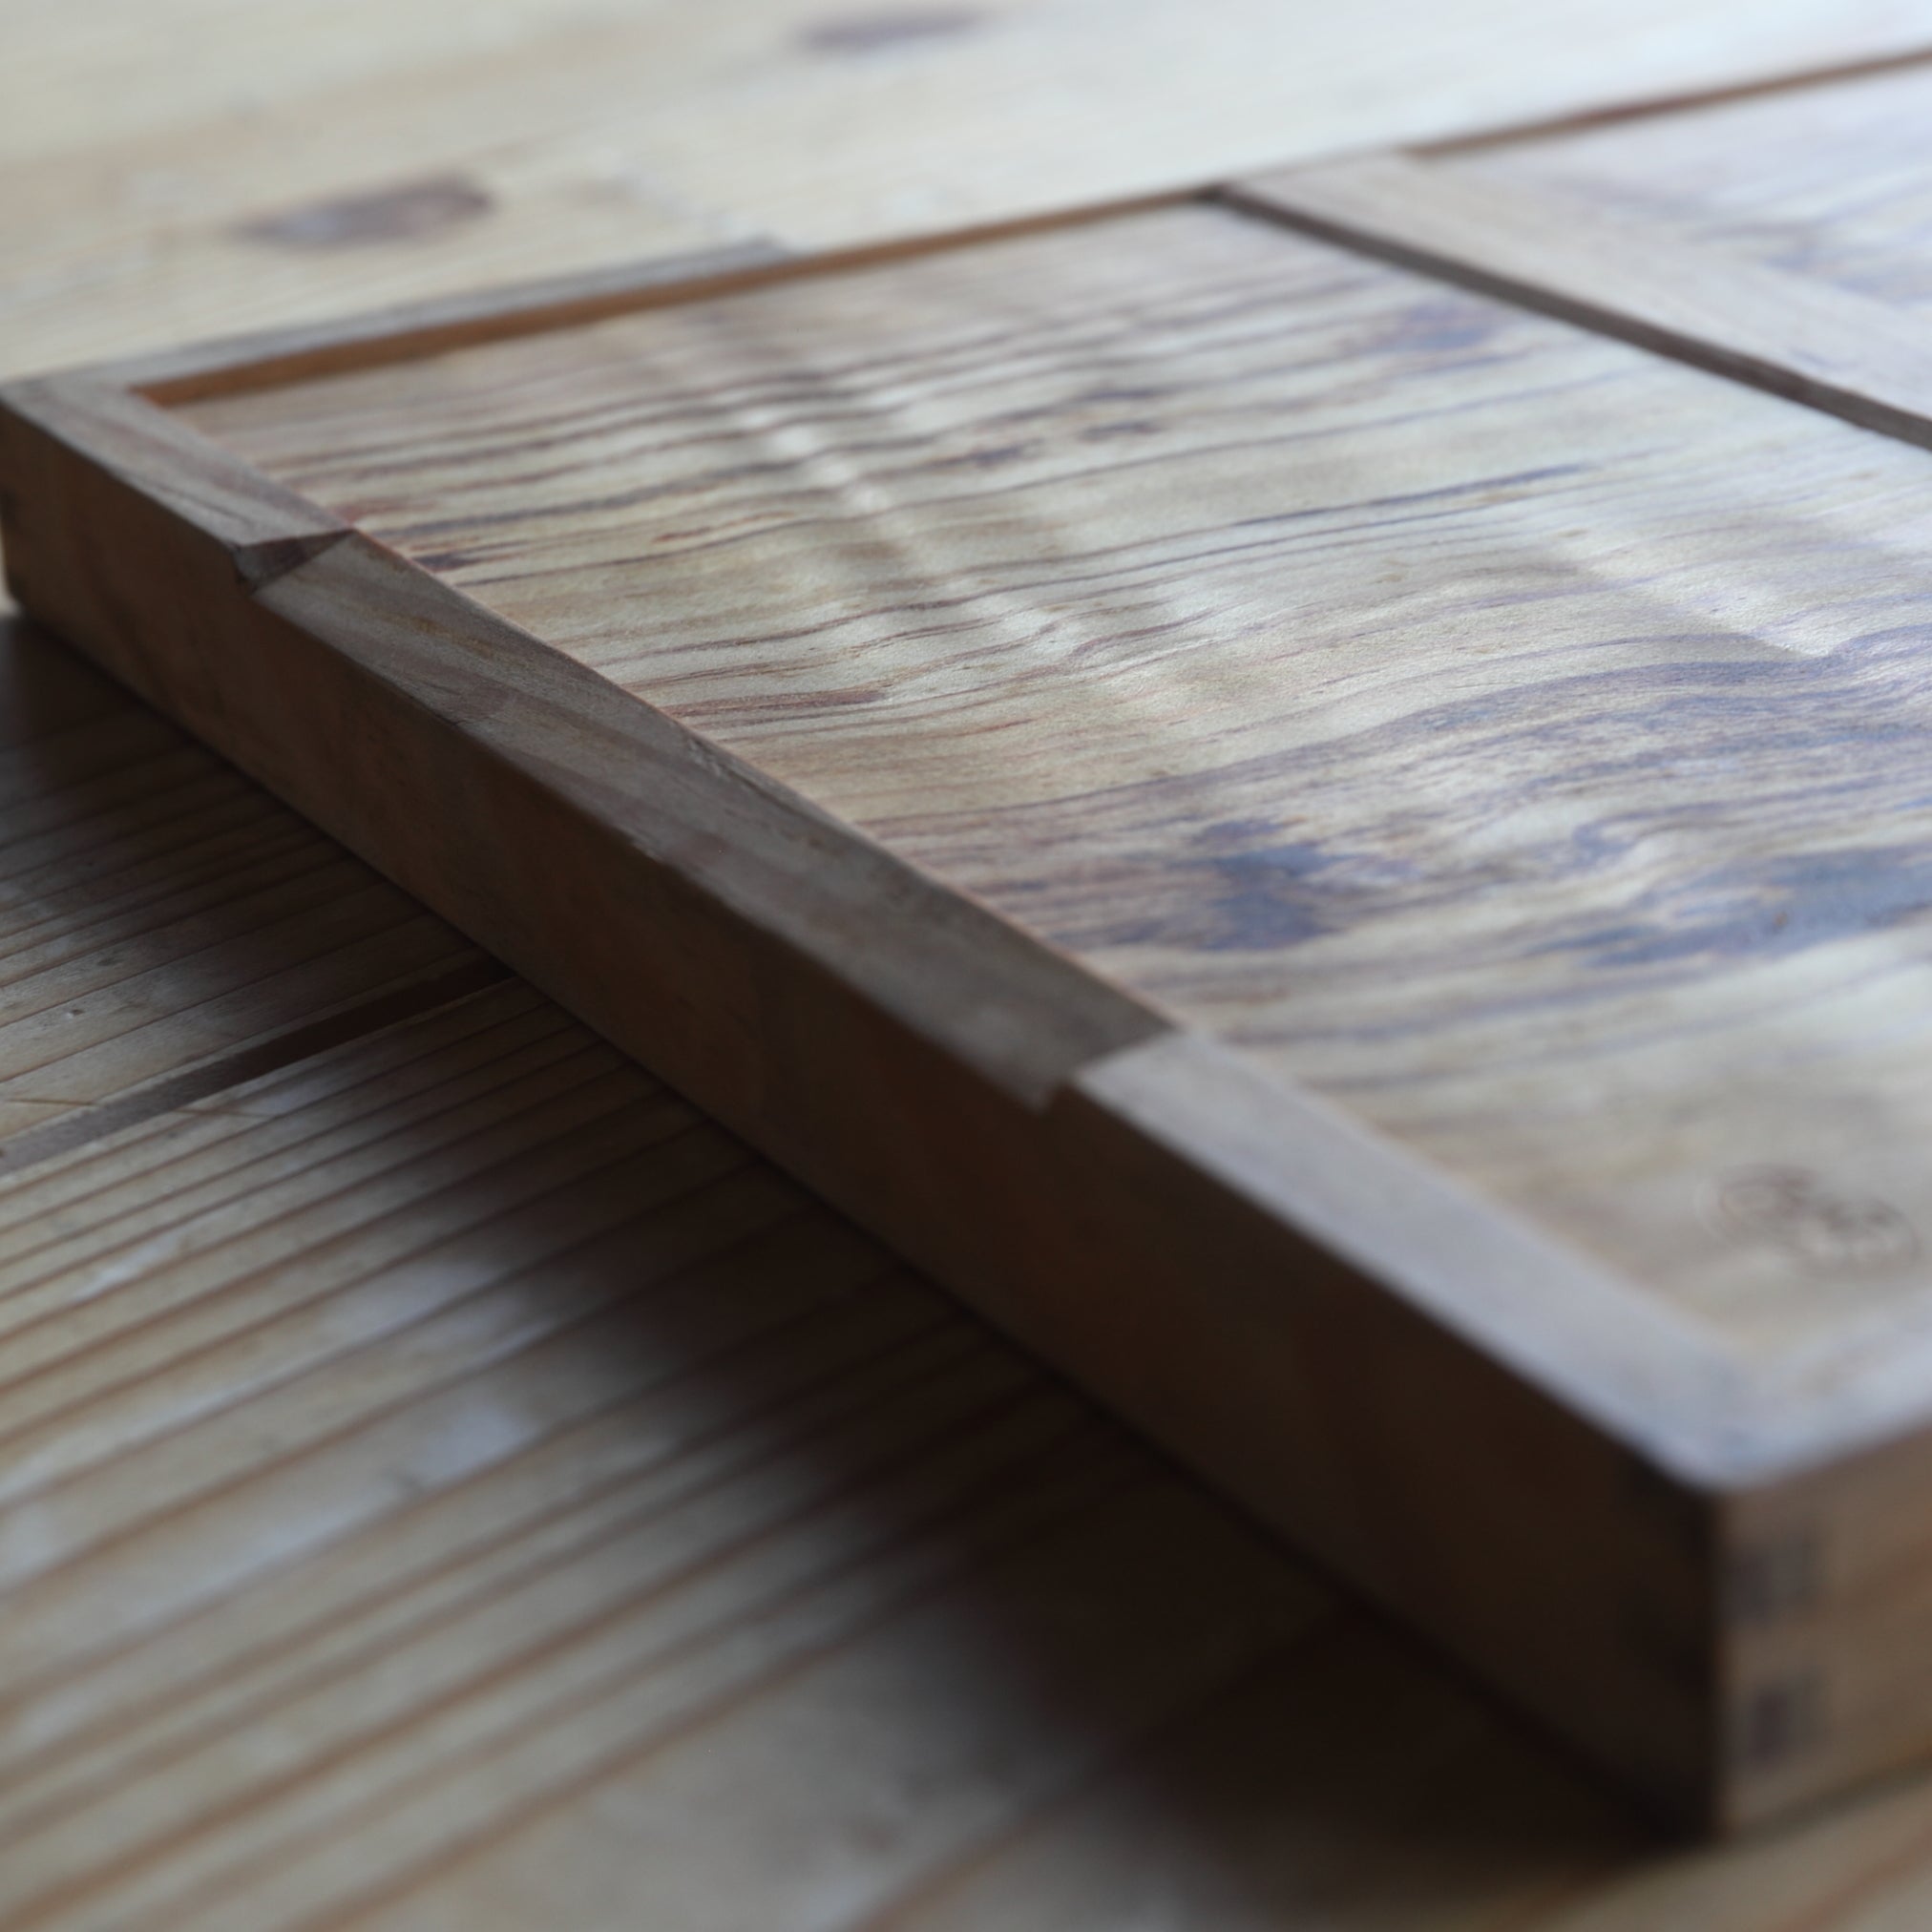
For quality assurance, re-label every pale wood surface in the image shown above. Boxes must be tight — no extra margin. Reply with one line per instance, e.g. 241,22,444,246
7,0,1932,382
0,980,1336,1928
1450,60,1932,311
186,201,1932,1388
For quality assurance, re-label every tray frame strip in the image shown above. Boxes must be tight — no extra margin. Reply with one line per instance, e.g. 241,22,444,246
1224,152,1932,452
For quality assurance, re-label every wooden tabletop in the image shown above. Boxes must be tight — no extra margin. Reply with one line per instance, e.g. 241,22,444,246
13,2,1932,1921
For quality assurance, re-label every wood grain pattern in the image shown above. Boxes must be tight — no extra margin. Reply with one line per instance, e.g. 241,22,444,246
0,978,1336,1929
187,201,1932,1390
30,186,1932,1820
45,196,1932,1823
29,0,1932,1905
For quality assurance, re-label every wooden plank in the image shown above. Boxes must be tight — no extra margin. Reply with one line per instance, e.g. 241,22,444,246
1229,61,1932,453
15,970,1932,1927
23,195,1932,1825
6,0,1932,382
7,0,1927,184
0,976,1334,1929
25,0,1932,1904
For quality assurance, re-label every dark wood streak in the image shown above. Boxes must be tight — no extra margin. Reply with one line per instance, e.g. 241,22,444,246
801,8,985,55
234,177,495,251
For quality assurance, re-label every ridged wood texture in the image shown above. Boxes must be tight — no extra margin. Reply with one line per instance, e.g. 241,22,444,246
16,978,1932,1924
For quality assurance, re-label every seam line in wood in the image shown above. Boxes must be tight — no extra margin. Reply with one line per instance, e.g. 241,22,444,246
1219,158,1932,454
0,956,513,1178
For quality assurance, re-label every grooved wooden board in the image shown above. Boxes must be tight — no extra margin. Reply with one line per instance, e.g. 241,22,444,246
0,978,1336,1929
23,186,1932,1828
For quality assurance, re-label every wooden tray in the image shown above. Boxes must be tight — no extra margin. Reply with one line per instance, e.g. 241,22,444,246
12,139,1932,1829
